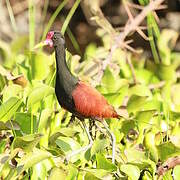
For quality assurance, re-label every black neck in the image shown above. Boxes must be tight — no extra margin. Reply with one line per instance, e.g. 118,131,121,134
55,44,78,95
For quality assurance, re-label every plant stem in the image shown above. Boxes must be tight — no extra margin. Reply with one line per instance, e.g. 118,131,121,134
29,0,35,50
61,0,81,35
42,0,69,41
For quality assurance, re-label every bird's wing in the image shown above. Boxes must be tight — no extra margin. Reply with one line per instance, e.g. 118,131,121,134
72,81,118,119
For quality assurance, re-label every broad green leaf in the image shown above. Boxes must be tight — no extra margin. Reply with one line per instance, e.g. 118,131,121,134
174,165,180,180
0,97,22,122
144,132,158,162
96,153,117,171
55,137,81,153
16,148,51,176
127,95,147,114
101,67,116,93
104,85,128,107
30,52,51,80
27,84,54,108
158,29,178,66
84,172,100,180
142,99,161,112
66,165,78,180
137,110,155,130
120,164,140,180
12,134,43,152
2,84,22,102
135,69,155,85
83,168,110,179
157,142,180,161
15,113,37,134
48,167,67,180
158,65,176,82
38,108,52,132
32,162,47,180
91,139,108,156
128,84,152,97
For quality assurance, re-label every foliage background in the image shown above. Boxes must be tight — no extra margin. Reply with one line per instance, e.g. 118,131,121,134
0,0,180,179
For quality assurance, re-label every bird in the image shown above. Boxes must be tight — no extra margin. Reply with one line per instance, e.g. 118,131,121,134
44,31,119,163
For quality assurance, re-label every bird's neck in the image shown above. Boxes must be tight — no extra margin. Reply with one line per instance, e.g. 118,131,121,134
55,45,78,93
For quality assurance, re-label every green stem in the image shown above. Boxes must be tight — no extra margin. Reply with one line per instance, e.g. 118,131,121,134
31,111,34,134
6,0,17,33
42,0,69,41
29,0,36,50
67,26,81,55
61,0,81,35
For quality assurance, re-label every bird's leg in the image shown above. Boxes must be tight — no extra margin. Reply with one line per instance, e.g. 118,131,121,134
89,118,95,140
67,114,75,126
65,120,93,161
101,120,116,164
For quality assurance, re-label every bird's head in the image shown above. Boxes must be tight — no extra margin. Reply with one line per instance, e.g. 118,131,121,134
45,31,65,48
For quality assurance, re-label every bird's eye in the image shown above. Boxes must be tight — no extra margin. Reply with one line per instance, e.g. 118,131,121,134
53,36,57,40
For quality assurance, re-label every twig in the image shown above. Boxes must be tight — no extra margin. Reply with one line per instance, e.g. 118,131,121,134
126,54,136,84
157,156,180,177
96,0,165,84
148,81,165,90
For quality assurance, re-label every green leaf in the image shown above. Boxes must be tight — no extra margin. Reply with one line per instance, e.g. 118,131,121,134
84,172,100,180
91,139,108,156
101,67,116,93
15,113,37,134
66,165,78,180
128,84,152,97
144,132,158,162
120,164,140,180
31,162,47,180
12,134,43,152
38,108,52,132
158,64,176,82
2,84,22,102
158,29,178,66
0,97,22,122
174,165,180,180
27,84,54,108
96,153,117,172
16,148,51,176
157,142,180,161
55,137,81,153
104,85,128,107
30,52,51,80
127,95,147,114
48,167,67,180
83,168,110,179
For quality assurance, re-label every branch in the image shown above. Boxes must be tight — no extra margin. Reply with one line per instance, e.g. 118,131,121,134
96,0,165,84
157,156,180,177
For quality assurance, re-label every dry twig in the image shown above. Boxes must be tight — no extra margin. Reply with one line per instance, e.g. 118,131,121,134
157,156,180,178
96,0,165,84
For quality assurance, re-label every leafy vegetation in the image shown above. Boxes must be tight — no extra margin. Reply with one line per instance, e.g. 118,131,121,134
0,0,180,179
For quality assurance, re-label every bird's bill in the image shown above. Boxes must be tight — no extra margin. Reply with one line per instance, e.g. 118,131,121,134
33,31,54,49
44,38,53,47
33,39,53,50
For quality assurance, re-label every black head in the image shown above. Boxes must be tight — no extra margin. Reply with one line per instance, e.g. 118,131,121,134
45,31,65,48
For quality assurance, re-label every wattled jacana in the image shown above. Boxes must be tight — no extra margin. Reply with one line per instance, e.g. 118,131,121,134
44,31,119,163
